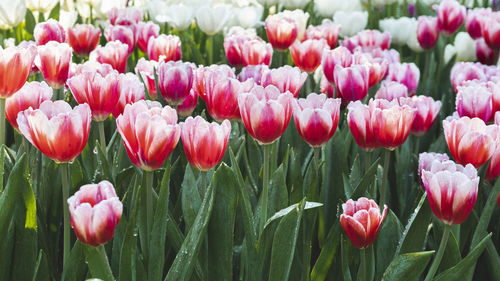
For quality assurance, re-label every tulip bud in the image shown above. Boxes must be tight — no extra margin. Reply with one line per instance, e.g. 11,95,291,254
303,20,341,49
147,34,182,62
400,95,442,136
108,7,142,26
347,101,380,151
36,42,72,89
195,5,230,35
113,73,145,118
67,24,101,57
437,0,466,36
465,8,491,39
291,39,328,74
90,41,129,73
483,13,500,50
0,45,36,98
417,16,440,49
321,46,352,84
261,65,307,98
104,25,136,54
157,60,194,106
385,62,420,95
375,81,408,101
265,14,298,51
34,19,66,45
456,80,493,122
334,65,369,103
177,89,198,117
418,152,450,183
450,62,487,93
241,38,273,66
224,29,257,67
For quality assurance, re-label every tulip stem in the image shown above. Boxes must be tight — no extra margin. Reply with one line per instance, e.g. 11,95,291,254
360,248,367,281
98,122,106,156
365,151,372,174
200,171,207,198
0,98,5,148
145,170,154,242
314,147,321,169
424,224,451,281
259,144,271,235
61,163,71,269
379,149,391,211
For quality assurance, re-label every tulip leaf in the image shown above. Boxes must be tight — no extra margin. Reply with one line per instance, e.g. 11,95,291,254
264,201,323,229
268,162,289,218
207,163,237,281
181,165,201,231
310,221,341,281
433,233,492,281
381,251,434,281
62,241,87,281
83,244,115,281
0,217,14,280
268,198,306,281
25,10,36,35
164,164,217,281
470,178,500,250
350,157,381,200
439,231,461,272
0,154,26,240
32,250,50,281
376,210,403,280
48,2,60,21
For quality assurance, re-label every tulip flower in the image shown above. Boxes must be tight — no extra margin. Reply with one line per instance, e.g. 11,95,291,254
280,9,309,40
340,197,387,249
113,73,145,118
292,93,341,147
5,81,53,131
36,42,72,89
399,96,442,136
342,30,391,52
135,58,158,99
334,65,369,103
265,14,298,51
180,116,231,171
417,16,440,49
116,100,180,171
67,24,101,57
157,60,194,106
443,116,499,168
476,38,496,65
483,14,500,50
418,152,450,182
375,81,408,101
193,64,235,99
334,11,368,37
231,5,263,29
90,41,129,73
34,19,66,45
70,61,114,78
67,70,120,121
436,0,466,36
108,7,142,26
261,65,307,98
224,28,257,67
303,20,341,49
421,161,479,225
67,180,123,247
322,46,352,84
281,0,310,9
238,65,269,85
450,62,487,93
177,89,198,117
379,17,415,46
0,45,37,98
487,112,500,180
204,71,254,121
0,0,26,30
241,38,273,66
290,39,328,74
26,0,58,13
370,99,416,150
195,5,230,35
456,80,493,122
104,25,136,54
353,52,388,88
238,85,293,144
17,100,91,163
466,8,491,39
453,32,477,62
385,62,420,95
319,74,335,98
155,4,195,31
147,34,182,62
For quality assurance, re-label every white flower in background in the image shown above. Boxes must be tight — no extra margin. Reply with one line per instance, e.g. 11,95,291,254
379,17,414,46
454,32,476,62
281,0,311,9
147,0,168,24
406,18,424,52
444,44,457,64
59,10,79,30
26,0,59,13
334,11,367,37
3,38,15,48
256,0,280,6
229,5,263,29
315,0,363,17
362,0,398,8
0,0,26,29
281,9,309,40
155,4,195,30
195,5,231,35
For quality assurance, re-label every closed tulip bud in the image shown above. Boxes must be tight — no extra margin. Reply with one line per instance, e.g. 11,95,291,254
292,93,341,147
385,62,420,95
34,19,66,45
224,30,256,67
180,116,231,171
265,14,298,51
290,39,328,74
262,65,307,98
241,38,273,66
147,34,182,63
347,101,380,151
17,100,91,163
340,197,387,249
177,89,198,117
113,73,145,118
400,95,442,136
304,20,341,49
483,13,500,50
157,60,194,106
421,161,479,225
375,81,408,101
67,24,101,57
443,116,500,168
108,7,142,26
476,38,495,65
90,41,129,73
238,85,293,144
5,81,53,131
238,65,269,85
67,70,120,121
322,46,352,84
0,45,37,98
334,65,369,103
417,16,440,49
437,0,466,36
104,25,136,54
135,58,158,99
466,8,491,39
116,100,180,171
456,80,493,122
68,181,122,247
36,42,72,89
450,62,487,93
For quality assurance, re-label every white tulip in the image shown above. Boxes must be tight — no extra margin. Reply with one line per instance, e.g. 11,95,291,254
281,0,311,9
147,0,168,24
379,17,414,46
195,4,230,35
406,18,424,52
281,9,309,40
0,0,26,29
444,44,457,64
362,0,398,8
454,32,476,62
316,0,363,15
3,38,15,48
155,4,195,30
230,5,263,29
334,11,367,37
26,0,59,13
94,0,126,19
256,0,280,6
59,10,79,30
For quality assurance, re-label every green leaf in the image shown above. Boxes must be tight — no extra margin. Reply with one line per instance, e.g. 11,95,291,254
95,140,114,183
207,164,237,281
164,164,217,281
310,222,341,281
470,178,500,250
0,154,26,239
62,241,87,281
48,2,60,21
376,210,403,280
25,10,36,35
433,233,492,281
268,162,289,217
381,251,434,281
350,157,381,199
32,250,49,281
264,201,322,229
439,231,461,272
83,244,115,281
181,165,201,231
268,199,306,281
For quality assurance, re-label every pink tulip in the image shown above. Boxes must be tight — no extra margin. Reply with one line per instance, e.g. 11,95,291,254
224,30,256,67
180,116,231,171
466,8,491,39
177,89,198,117
334,65,369,103
476,38,496,65
108,7,142,26
385,62,420,95
147,34,182,62
104,25,136,54
193,64,235,99
261,65,307,98
135,58,158,99
319,74,335,98
156,60,194,106
399,96,442,136
290,39,328,74
450,62,487,93
36,42,72,89
347,101,380,151
418,152,450,182
0,45,36,98
113,73,145,118
353,51,388,87
436,0,466,36
67,24,101,57
135,21,160,53
483,13,500,50
90,41,129,73
265,14,298,51
241,38,273,66
68,181,122,247
417,16,440,49
34,19,66,45
456,80,493,122
292,93,341,147
238,65,269,85
342,30,391,52
322,46,353,84
303,20,341,49
375,81,408,101
70,61,114,78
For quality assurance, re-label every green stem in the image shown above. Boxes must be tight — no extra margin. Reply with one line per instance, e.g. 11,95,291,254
365,151,371,174
314,147,321,169
97,245,115,281
414,137,421,156
471,179,500,249
422,51,432,92
259,144,271,235
0,98,5,148
206,35,213,65
61,163,71,269
98,122,106,155
379,149,391,210
145,170,154,238
84,244,115,281
200,171,207,199
424,225,451,281
360,248,367,281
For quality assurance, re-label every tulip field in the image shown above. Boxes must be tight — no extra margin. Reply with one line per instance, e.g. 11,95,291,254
2,0,500,280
